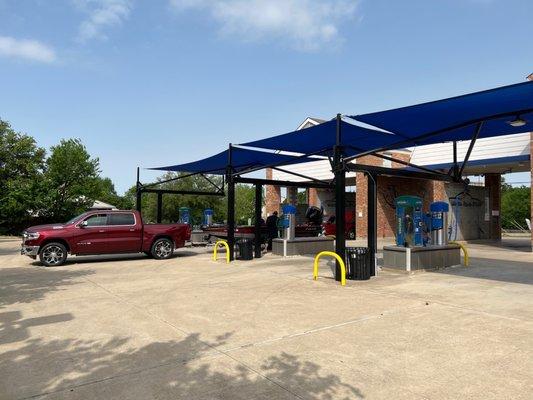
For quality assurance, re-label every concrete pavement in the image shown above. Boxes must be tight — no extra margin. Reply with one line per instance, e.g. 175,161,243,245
0,237,532,399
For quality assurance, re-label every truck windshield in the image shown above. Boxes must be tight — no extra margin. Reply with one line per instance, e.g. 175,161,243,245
65,212,88,224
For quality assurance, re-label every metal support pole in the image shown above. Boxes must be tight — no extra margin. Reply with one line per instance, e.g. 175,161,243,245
254,184,263,258
156,192,163,223
334,114,346,282
227,144,236,261
367,173,377,276
452,141,459,178
458,122,484,178
156,193,163,224
136,167,142,212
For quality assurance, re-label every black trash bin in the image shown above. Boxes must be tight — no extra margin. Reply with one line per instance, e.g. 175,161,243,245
345,247,371,280
237,239,254,260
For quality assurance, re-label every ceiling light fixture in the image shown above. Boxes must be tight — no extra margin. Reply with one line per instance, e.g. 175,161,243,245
507,116,527,127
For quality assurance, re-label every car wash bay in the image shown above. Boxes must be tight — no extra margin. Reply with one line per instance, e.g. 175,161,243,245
140,80,533,279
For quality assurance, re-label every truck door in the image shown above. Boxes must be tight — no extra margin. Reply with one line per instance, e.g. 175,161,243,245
106,212,142,253
75,213,109,254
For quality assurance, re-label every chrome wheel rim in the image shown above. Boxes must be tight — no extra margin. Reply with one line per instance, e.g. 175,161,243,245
155,241,172,258
42,245,64,265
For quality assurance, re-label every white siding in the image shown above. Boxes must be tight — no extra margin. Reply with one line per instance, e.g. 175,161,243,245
410,132,530,166
271,159,356,182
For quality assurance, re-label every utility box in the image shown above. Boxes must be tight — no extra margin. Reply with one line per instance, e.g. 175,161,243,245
430,201,449,246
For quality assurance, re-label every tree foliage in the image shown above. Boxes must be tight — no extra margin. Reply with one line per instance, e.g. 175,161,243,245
94,177,134,210
1,118,260,233
501,185,531,229
0,119,131,234
40,139,101,221
0,120,46,231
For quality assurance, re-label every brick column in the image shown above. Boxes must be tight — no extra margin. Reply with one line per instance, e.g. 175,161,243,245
430,180,447,202
485,173,502,240
265,168,281,215
308,188,320,207
354,155,383,238
355,172,368,238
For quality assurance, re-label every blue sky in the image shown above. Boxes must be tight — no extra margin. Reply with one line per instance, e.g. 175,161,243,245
1,0,532,193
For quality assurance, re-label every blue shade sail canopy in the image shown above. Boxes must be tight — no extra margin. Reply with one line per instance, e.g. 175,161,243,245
149,147,319,175
350,81,533,148
240,119,400,156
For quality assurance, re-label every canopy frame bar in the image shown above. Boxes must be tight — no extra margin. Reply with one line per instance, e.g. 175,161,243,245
135,167,225,222
458,122,483,178
230,147,330,177
344,162,456,182
344,145,452,179
233,176,333,189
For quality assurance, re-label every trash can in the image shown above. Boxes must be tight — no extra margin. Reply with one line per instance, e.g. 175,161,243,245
345,247,371,280
237,239,254,260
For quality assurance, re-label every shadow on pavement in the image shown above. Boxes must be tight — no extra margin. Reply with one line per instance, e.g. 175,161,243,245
0,311,73,345
0,332,364,399
432,257,533,285
0,268,94,308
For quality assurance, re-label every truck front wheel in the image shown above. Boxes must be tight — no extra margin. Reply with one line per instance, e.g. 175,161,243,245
39,242,68,267
151,238,174,260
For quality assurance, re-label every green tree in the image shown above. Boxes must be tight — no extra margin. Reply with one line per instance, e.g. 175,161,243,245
40,138,100,221
0,119,46,233
234,184,256,225
94,177,134,210
501,185,531,229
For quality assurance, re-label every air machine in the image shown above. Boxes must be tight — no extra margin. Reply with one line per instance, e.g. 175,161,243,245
280,204,296,240
430,201,449,246
179,207,191,224
395,195,423,247
203,208,213,226
385,197,460,272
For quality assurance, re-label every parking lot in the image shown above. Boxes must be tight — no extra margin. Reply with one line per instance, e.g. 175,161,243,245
1,237,532,400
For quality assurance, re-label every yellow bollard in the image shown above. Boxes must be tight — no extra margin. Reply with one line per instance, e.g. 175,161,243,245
313,251,346,286
449,241,469,266
213,240,230,264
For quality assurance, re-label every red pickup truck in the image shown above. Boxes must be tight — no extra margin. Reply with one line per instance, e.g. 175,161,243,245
21,210,191,266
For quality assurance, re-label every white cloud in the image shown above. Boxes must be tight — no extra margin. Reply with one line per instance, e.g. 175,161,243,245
169,0,359,51
0,36,56,63
74,0,132,42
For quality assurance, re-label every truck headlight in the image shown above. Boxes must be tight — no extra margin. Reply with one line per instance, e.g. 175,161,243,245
25,232,40,240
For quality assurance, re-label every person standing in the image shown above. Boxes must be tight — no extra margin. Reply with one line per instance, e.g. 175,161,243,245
266,211,279,251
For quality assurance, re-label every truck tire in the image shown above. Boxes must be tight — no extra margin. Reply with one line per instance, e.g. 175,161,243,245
151,238,174,260
39,242,68,267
